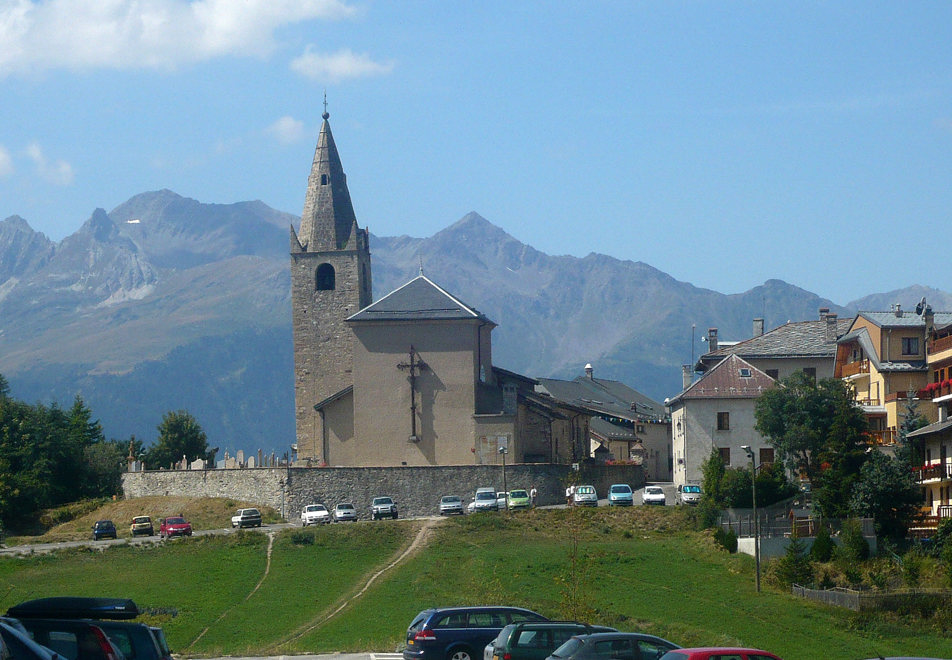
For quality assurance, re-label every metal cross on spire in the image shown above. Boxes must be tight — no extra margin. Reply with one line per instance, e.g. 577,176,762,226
397,345,429,443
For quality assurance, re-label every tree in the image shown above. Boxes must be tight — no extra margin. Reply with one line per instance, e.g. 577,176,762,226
755,371,870,518
896,393,929,467
850,450,920,542
145,410,208,469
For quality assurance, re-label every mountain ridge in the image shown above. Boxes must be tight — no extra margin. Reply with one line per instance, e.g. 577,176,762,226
1,190,946,455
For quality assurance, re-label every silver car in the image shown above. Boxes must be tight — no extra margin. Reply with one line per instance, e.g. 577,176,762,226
439,495,464,515
334,502,358,521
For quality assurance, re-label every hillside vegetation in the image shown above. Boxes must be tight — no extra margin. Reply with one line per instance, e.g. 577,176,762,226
0,504,949,660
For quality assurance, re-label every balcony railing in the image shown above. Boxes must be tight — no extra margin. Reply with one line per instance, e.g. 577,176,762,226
914,462,952,483
918,383,952,401
841,360,870,378
928,334,952,355
864,429,896,446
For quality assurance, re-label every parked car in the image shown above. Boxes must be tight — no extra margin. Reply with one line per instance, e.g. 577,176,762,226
92,521,117,541
371,496,399,520
404,606,547,660
607,484,633,506
440,495,465,516
0,618,67,660
334,503,357,522
642,486,666,506
301,504,331,526
676,484,701,506
572,485,597,507
507,489,531,510
659,648,782,660
548,632,679,660
158,516,192,538
489,621,617,660
473,487,499,512
496,492,509,510
129,516,153,537
231,508,262,528
5,597,151,660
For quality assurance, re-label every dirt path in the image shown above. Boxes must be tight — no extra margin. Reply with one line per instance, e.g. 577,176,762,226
266,518,441,652
184,530,277,650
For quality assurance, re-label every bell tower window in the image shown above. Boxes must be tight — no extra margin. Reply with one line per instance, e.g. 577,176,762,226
316,263,335,290
321,174,328,185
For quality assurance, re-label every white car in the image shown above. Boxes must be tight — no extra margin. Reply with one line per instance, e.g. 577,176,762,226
572,485,598,507
642,486,666,506
334,502,357,522
301,503,330,526
439,495,464,515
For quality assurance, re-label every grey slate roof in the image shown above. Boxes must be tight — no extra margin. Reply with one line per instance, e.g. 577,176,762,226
856,310,952,329
908,417,952,439
698,318,853,371
535,375,667,422
669,354,777,404
590,416,636,441
347,275,495,324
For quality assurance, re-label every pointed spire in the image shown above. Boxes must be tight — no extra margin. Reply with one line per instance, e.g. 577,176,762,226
297,107,359,251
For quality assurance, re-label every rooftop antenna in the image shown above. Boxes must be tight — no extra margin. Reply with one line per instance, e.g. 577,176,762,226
322,90,329,119
419,255,424,276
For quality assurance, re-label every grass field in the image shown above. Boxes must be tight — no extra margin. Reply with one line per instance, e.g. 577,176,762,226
1,504,950,660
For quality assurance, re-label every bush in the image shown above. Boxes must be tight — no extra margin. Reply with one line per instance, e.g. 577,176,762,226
713,527,737,553
809,522,835,562
290,530,315,545
836,518,869,562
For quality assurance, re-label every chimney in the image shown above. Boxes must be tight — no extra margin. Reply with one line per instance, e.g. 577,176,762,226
894,303,903,318
753,318,764,337
825,313,838,343
819,307,830,320
939,405,948,423
682,365,693,390
707,328,718,352
925,306,935,337
584,363,594,379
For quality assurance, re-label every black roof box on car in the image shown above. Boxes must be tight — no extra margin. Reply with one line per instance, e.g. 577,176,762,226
7,597,140,620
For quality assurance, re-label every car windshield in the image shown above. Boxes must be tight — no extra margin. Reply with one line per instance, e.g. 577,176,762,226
166,517,185,524
611,485,631,494
245,509,260,515
683,485,701,493
510,490,528,498
476,492,495,501
646,487,663,494
374,498,393,505
577,486,594,494
442,496,460,503
307,505,325,512
338,504,354,510
133,517,150,523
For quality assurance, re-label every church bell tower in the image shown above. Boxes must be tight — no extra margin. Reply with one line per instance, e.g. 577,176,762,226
290,110,372,461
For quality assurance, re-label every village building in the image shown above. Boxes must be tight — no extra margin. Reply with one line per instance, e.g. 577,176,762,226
290,112,589,467
535,365,671,480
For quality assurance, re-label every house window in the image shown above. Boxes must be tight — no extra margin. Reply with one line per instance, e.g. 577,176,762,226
321,174,328,186
765,369,779,380
717,412,730,431
718,447,731,466
315,263,335,290
760,447,774,465
902,337,919,355
739,368,752,378
636,424,646,433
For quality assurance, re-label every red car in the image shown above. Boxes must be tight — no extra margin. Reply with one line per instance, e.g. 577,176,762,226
660,649,783,660
159,515,193,539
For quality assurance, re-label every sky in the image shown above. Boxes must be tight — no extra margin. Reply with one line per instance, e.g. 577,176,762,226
1,1,951,306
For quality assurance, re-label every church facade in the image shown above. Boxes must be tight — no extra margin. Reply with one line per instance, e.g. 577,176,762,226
291,113,588,467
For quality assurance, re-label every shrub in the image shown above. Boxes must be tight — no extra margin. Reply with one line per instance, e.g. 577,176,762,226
772,534,812,588
713,527,737,553
290,530,315,545
809,522,835,562
836,518,869,562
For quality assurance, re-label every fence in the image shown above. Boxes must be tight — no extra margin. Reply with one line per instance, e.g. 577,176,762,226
720,511,874,540
792,585,952,612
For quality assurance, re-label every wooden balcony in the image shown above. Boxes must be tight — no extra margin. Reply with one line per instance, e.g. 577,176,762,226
865,429,896,446
918,383,952,401
841,360,870,378
914,462,952,483
928,334,952,358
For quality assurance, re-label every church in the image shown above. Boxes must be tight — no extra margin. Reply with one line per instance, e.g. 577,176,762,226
290,112,589,467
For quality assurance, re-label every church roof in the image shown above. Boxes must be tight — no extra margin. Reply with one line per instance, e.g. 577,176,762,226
535,373,667,422
296,111,360,252
347,275,496,324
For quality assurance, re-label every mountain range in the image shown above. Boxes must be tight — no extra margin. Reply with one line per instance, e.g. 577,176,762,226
2,190,951,456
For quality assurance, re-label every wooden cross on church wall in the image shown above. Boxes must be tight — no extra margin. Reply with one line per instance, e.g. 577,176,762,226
397,345,429,443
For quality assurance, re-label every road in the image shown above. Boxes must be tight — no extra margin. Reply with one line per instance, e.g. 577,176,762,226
0,483,678,556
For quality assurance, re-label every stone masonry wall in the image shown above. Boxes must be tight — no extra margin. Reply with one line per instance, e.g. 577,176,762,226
122,463,645,520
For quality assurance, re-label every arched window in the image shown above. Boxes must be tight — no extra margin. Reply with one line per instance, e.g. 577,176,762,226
316,263,335,290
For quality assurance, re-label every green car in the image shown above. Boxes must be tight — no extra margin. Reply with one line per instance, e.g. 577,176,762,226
507,489,531,510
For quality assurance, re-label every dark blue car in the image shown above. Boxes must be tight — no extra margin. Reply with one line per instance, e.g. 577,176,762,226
404,607,547,660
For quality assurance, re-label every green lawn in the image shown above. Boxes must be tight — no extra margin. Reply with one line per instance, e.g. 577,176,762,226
0,507,949,660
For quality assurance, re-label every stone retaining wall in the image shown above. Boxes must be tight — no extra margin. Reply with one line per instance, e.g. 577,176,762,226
121,463,644,520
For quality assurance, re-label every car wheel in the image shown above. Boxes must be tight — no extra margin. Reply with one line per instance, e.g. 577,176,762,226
447,648,473,660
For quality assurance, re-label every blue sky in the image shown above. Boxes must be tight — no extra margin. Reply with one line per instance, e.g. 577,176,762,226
1,1,950,305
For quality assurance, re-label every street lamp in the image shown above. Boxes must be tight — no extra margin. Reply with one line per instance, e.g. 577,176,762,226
499,445,509,512
741,445,761,592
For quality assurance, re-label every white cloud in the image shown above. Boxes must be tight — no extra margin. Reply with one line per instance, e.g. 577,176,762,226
266,115,306,144
0,145,12,177
290,46,394,82
25,142,74,185
0,0,356,75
